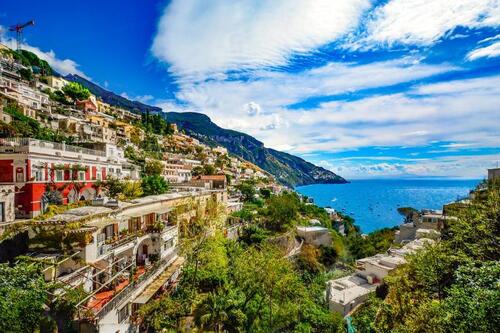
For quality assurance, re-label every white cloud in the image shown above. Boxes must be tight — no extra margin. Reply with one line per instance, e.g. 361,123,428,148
358,0,500,47
172,71,500,160
152,0,371,77
280,75,500,153
134,95,154,103
0,33,89,78
120,92,154,104
173,58,454,133
150,2,500,178
467,40,500,60
319,154,500,179
243,102,261,116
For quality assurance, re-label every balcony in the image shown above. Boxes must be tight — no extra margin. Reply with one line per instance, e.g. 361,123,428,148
82,250,179,321
0,138,106,160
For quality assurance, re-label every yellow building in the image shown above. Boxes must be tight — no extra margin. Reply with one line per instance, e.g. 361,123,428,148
46,76,68,91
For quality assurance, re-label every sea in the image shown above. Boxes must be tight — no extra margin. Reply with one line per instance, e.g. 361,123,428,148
296,179,481,233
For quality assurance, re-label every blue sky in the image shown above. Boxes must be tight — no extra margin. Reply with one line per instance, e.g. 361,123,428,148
1,0,500,179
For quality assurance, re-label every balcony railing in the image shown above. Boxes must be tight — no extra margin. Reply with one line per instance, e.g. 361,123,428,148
93,250,178,320
0,138,106,157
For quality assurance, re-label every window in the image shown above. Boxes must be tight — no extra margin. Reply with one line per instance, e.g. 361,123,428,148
16,168,24,182
97,233,105,244
164,238,174,250
104,224,114,239
32,168,44,181
118,305,129,323
0,202,5,223
55,170,64,181
79,171,86,181
128,217,141,232
96,170,102,180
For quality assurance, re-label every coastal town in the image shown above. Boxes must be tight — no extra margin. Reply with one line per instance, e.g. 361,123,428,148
0,44,285,332
0,27,499,333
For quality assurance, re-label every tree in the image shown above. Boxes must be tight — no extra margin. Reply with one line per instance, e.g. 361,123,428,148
103,176,124,199
0,263,48,333
141,175,169,196
264,192,300,232
296,244,324,277
120,180,143,200
192,166,204,177
351,294,382,333
49,90,71,105
144,159,163,176
62,82,90,101
195,291,230,333
397,206,418,223
189,234,229,290
260,188,271,199
138,296,188,332
18,68,33,81
240,225,267,245
237,182,256,202
203,164,216,175
319,245,338,267
374,179,500,333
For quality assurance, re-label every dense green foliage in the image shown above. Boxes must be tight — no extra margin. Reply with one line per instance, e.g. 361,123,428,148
62,82,91,101
142,113,174,136
263,192,301,232
139,234,344,332
141,174,169,196
143,159,164,176
351,179,500,333
0,102,72,142
5,49,53,76
192,164,216,176
345,227,396,260
236,181,257,202
47,89,71,105
0,263,48,333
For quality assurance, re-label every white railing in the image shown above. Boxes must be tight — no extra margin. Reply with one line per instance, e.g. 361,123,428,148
94,251,178,320
0,138,106,157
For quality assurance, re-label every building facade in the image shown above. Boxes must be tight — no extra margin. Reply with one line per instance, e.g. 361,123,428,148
0,138,136,218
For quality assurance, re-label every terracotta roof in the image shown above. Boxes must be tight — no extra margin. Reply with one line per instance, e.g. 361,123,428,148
198,175,226,181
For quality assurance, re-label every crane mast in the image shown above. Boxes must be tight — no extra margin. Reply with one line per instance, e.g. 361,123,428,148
9,20,35,51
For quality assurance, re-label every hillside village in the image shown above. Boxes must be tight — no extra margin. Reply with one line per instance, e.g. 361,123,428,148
0,44,285,331
0,42,498,333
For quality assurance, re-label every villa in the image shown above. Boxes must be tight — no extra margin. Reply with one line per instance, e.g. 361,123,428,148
31,189,226,332
0,138,138,218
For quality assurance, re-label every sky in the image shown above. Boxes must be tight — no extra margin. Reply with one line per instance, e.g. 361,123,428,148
1,0,500,179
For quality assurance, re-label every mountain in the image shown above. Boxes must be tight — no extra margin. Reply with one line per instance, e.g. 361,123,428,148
165,112,347,187
69,76,346,186
64,74,161,114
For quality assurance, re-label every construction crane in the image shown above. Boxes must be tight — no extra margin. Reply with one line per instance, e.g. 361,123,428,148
9,20,35,51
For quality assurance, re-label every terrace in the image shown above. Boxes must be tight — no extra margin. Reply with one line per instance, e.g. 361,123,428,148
0,137,107,160
78,250,179,321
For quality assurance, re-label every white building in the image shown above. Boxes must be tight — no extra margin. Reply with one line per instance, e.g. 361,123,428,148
327,275,377,316
296,226,332,247
34,189,226,332
327,238,434,316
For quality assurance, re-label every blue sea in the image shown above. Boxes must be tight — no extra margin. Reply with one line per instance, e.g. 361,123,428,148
296,179,480,233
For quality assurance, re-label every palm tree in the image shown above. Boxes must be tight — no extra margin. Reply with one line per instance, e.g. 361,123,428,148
196,291,229,333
